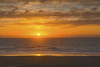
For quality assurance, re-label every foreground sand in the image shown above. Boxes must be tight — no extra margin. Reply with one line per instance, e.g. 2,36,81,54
0,56,100,67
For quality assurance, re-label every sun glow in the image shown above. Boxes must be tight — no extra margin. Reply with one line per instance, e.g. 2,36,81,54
36,54,41,56
37,33,40,36
31,32,48,38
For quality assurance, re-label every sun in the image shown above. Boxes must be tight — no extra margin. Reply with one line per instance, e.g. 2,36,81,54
36,54,41,56
37,33,40,36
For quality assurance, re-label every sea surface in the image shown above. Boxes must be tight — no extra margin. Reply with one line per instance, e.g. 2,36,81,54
0,37,100,56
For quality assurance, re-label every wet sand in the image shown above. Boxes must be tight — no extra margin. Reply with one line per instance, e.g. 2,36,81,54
0,56,100,67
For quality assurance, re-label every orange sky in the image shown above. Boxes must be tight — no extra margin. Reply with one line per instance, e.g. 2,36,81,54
0,0,100,38
0,23,100,38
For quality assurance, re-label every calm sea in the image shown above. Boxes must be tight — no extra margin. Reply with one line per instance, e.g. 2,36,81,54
0,38,100,56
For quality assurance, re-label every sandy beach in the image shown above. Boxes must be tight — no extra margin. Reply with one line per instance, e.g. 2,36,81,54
0,56,100,67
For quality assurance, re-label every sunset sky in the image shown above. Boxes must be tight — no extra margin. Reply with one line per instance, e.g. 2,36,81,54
0,0,100,38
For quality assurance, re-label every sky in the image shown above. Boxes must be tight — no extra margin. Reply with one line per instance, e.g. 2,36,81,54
0,0,100,38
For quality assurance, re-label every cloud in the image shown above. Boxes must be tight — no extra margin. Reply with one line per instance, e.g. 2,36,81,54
0,0,100,3
0,9,100,18
0,17,100,29
0,0,100,28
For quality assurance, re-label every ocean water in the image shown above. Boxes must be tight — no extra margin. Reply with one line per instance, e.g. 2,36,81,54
0,38,100,56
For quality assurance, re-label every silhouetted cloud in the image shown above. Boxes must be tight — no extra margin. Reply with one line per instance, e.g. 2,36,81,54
0,0,100,28
0,0,100,3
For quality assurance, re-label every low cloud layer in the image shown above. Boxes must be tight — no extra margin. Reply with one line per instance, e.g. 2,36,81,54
0,0,100,3
0,0,100,28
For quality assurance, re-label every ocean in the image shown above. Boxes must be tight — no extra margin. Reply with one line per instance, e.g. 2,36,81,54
0,37,100,56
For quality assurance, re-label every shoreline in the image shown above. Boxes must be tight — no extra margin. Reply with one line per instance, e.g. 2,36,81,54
0,52,100,56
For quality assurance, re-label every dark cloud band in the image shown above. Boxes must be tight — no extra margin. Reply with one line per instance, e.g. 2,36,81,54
0,0,100,3
0,0,100,28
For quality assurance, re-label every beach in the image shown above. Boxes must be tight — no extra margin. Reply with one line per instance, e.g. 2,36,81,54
0,38,100,67
0,56,100,67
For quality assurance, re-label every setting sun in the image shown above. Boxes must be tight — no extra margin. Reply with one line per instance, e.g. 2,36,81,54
37,33,40,36
36,54,41,56
32,32,48,38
